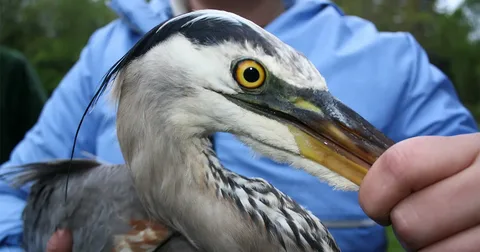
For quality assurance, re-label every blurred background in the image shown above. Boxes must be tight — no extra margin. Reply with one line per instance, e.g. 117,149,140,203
1,0,479,121
0,0,479,251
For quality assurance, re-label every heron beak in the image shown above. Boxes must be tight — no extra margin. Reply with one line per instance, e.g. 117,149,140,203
227,88,394,186
286,90,395,186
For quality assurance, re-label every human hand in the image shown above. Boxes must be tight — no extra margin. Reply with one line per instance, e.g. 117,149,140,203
359,133,480,251
46,229,72,252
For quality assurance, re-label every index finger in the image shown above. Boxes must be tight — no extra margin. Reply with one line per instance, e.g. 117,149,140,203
359,133,480,225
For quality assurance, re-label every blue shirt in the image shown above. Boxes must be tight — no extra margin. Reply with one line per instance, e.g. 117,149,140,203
0,0,477,251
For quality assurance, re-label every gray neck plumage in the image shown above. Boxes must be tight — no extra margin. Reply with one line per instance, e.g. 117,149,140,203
118,126,339,252
119,129,278,251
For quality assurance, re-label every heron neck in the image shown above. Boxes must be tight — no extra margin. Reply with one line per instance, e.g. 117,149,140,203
125,134,284,251
125,132,338,252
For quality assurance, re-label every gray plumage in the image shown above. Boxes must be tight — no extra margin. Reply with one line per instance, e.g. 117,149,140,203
11,159,197,252
11,146,338,252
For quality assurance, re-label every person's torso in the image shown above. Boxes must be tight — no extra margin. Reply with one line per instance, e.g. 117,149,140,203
80,1,417,250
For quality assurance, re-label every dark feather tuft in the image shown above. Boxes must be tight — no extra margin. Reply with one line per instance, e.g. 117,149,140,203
2,159,100,188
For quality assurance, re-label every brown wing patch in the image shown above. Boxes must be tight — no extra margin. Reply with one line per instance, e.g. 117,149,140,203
113,219,172,252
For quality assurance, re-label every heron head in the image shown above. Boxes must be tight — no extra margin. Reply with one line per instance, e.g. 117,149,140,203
106,10,394,190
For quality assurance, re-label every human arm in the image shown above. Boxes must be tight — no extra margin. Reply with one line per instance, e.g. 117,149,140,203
387,34,477,140
0,36,100,249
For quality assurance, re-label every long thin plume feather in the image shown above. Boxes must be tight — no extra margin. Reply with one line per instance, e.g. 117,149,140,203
63,19,171,205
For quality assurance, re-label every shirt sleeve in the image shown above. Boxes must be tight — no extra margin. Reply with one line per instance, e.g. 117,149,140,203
388,34,478,141
0,35,100,248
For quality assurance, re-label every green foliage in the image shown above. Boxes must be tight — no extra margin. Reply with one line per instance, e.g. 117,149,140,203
0,0,116,94
2,1,479,124
2,1,478,123
386,226,404,252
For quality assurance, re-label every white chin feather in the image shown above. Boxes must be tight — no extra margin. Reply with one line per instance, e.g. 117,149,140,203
236,136,359,191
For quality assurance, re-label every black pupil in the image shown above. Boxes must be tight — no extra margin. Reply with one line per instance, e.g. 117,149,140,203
243,67,260,83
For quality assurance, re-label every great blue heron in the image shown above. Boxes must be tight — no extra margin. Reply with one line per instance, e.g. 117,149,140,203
6,9,394,252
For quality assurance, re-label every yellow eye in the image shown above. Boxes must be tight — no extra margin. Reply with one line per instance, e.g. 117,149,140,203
233,59,266,89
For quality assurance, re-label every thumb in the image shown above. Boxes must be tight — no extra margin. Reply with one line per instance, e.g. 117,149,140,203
46,229,73,252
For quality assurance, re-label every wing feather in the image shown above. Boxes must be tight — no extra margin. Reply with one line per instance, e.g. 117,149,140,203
3,159,197,252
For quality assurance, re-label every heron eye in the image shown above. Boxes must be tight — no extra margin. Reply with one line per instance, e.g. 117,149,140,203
233,59,266,89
